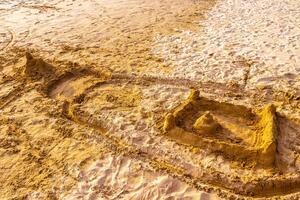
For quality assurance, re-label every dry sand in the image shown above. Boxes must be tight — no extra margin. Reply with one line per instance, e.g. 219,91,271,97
0,0,300,199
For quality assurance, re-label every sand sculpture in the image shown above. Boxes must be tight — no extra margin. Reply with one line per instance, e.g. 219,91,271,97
162,90,278,167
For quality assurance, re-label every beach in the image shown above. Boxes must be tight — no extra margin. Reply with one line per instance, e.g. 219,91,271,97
0,0,299,199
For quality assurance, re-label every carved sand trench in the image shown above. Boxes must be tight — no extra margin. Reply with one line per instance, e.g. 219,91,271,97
55,81,300,197
1,54,300,198
38,62,300,197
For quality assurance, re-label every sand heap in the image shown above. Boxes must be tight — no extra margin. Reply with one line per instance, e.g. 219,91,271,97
193,111,221,134
23,52,55,80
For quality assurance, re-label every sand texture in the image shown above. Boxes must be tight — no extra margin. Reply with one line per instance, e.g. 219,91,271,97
0,0,300,199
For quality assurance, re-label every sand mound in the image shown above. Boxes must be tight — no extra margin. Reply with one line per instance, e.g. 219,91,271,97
23,53,55,80
193,111,221,135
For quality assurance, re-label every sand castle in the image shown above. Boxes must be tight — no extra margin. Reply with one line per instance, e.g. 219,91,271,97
163,90,278,167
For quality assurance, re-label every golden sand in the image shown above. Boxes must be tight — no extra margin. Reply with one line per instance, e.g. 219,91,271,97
0,0,300,199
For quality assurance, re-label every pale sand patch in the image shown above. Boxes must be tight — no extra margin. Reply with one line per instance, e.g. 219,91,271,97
153,0,300,93
63,154,220,200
